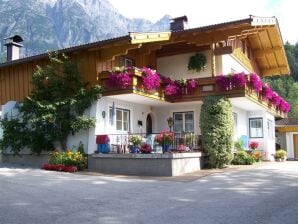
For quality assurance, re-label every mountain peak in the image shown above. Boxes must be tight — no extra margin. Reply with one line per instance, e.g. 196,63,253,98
0,0,170,61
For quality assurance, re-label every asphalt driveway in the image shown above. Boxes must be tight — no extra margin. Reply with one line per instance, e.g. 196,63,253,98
0,162,298,224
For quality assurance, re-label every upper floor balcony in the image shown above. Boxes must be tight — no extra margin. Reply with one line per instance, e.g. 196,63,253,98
98,67,290,118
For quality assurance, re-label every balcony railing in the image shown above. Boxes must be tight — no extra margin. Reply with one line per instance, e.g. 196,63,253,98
97,132,201,154
98,69,286,117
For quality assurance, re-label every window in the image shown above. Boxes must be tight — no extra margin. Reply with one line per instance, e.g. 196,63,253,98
119,57,134,67
173,111,194,133
233,112,238,134
267,119,274,139
249,118,263,138
109,107,130,132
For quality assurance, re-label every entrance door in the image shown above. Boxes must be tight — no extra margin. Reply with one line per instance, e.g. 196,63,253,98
293,134,298,159
146,114,152,134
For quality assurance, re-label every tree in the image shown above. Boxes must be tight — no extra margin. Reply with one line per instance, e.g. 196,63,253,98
200,96,234,168
0,53,101,154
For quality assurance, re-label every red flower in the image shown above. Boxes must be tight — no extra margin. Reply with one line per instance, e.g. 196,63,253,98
249,141,259,150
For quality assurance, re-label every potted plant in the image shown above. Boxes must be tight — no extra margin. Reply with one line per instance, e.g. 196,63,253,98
274,149,287,162
249,141,259,151
129,135,142,153
140,143,152,154
155,130,174,152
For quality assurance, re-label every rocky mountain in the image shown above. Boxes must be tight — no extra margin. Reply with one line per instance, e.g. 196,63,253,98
0,0,170,61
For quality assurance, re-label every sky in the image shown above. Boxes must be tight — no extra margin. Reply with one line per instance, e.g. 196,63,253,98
109,0,297,44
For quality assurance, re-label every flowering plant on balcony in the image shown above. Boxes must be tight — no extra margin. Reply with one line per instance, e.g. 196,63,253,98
155,130,174,146
216,75,231,91
261,83,273,100
140,143,152,153
271,91,281,106
249,73,262,93
231,72,247,88
186,79,199,93
249,141,259,150
107,67,132,89
141,67,161,91
279,99,291,113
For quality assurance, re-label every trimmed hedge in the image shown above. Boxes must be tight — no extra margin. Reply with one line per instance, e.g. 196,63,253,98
200,96,234,168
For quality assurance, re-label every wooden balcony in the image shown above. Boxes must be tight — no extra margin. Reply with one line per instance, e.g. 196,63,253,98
98,68,166,101
98,70,286,117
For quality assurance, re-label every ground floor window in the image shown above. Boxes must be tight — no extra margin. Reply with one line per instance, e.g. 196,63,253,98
109,107,130,132
267,119,274,139
173,111,194,133
249,118,263,138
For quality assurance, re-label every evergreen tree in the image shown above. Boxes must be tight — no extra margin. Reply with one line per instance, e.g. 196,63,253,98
0,53,101,154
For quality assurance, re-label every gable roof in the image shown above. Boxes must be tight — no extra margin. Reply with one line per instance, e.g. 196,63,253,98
0,16,290,76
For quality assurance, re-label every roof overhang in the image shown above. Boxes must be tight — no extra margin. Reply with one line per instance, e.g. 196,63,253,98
169,16,290,77
129,32,171,44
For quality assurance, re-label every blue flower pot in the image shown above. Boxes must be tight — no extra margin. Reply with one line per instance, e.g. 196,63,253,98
132,146,139,154
163,144,171,153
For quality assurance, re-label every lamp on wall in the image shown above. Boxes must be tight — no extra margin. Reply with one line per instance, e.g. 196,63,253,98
167,117,174,132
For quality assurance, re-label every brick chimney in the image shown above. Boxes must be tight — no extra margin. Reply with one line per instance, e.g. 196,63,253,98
170,16,188,32
4,35,23,61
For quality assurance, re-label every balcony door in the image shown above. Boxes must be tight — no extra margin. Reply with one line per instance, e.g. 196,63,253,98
146,114,153,134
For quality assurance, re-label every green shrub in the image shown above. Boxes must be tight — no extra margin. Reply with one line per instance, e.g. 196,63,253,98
234,138,244,151
200,96,233,168
275,149,287,159
232,150,254,165
49,150,87,170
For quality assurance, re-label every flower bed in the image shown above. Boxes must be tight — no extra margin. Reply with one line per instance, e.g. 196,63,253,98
42,164,78,173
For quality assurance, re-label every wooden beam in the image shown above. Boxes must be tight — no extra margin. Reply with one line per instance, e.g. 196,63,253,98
172,26,255,44
261,66,288,76
137,42,164,55
210,42,216,77
130,32,171,44
100,44,142,60
253,46,282,58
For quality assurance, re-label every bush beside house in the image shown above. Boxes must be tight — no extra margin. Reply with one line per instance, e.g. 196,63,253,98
200,96,234,168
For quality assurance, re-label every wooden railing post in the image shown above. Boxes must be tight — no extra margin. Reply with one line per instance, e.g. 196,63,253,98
210,42,216,77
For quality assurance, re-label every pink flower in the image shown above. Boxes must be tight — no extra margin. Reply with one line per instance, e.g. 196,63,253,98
141,67,161,91
216,75,231,91
231,72,247,88
249,141,259,150
261,83,273,100
107,72,132,89
164,83,180,96
186,79,198,93
249,73,262,92
271,91,281,106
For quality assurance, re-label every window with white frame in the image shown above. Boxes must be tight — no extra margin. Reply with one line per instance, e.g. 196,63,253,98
119,57,134,67
109,107,130,132
173,111,194,133
249,118,263,138
267,119,274,139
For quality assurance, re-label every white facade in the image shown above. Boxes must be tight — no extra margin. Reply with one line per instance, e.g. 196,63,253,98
0,51,279,159
277,132,297,159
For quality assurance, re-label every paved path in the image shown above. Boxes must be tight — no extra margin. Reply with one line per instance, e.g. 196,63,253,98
0,162,298,224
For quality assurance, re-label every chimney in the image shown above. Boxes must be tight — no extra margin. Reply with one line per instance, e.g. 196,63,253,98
4,35,23,61
170,16,188,32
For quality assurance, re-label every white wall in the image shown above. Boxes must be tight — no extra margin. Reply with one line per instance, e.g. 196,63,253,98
232,107,248,142
282,132,297,159
156,51,222,79
221,54,250,74
248,110,276,160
